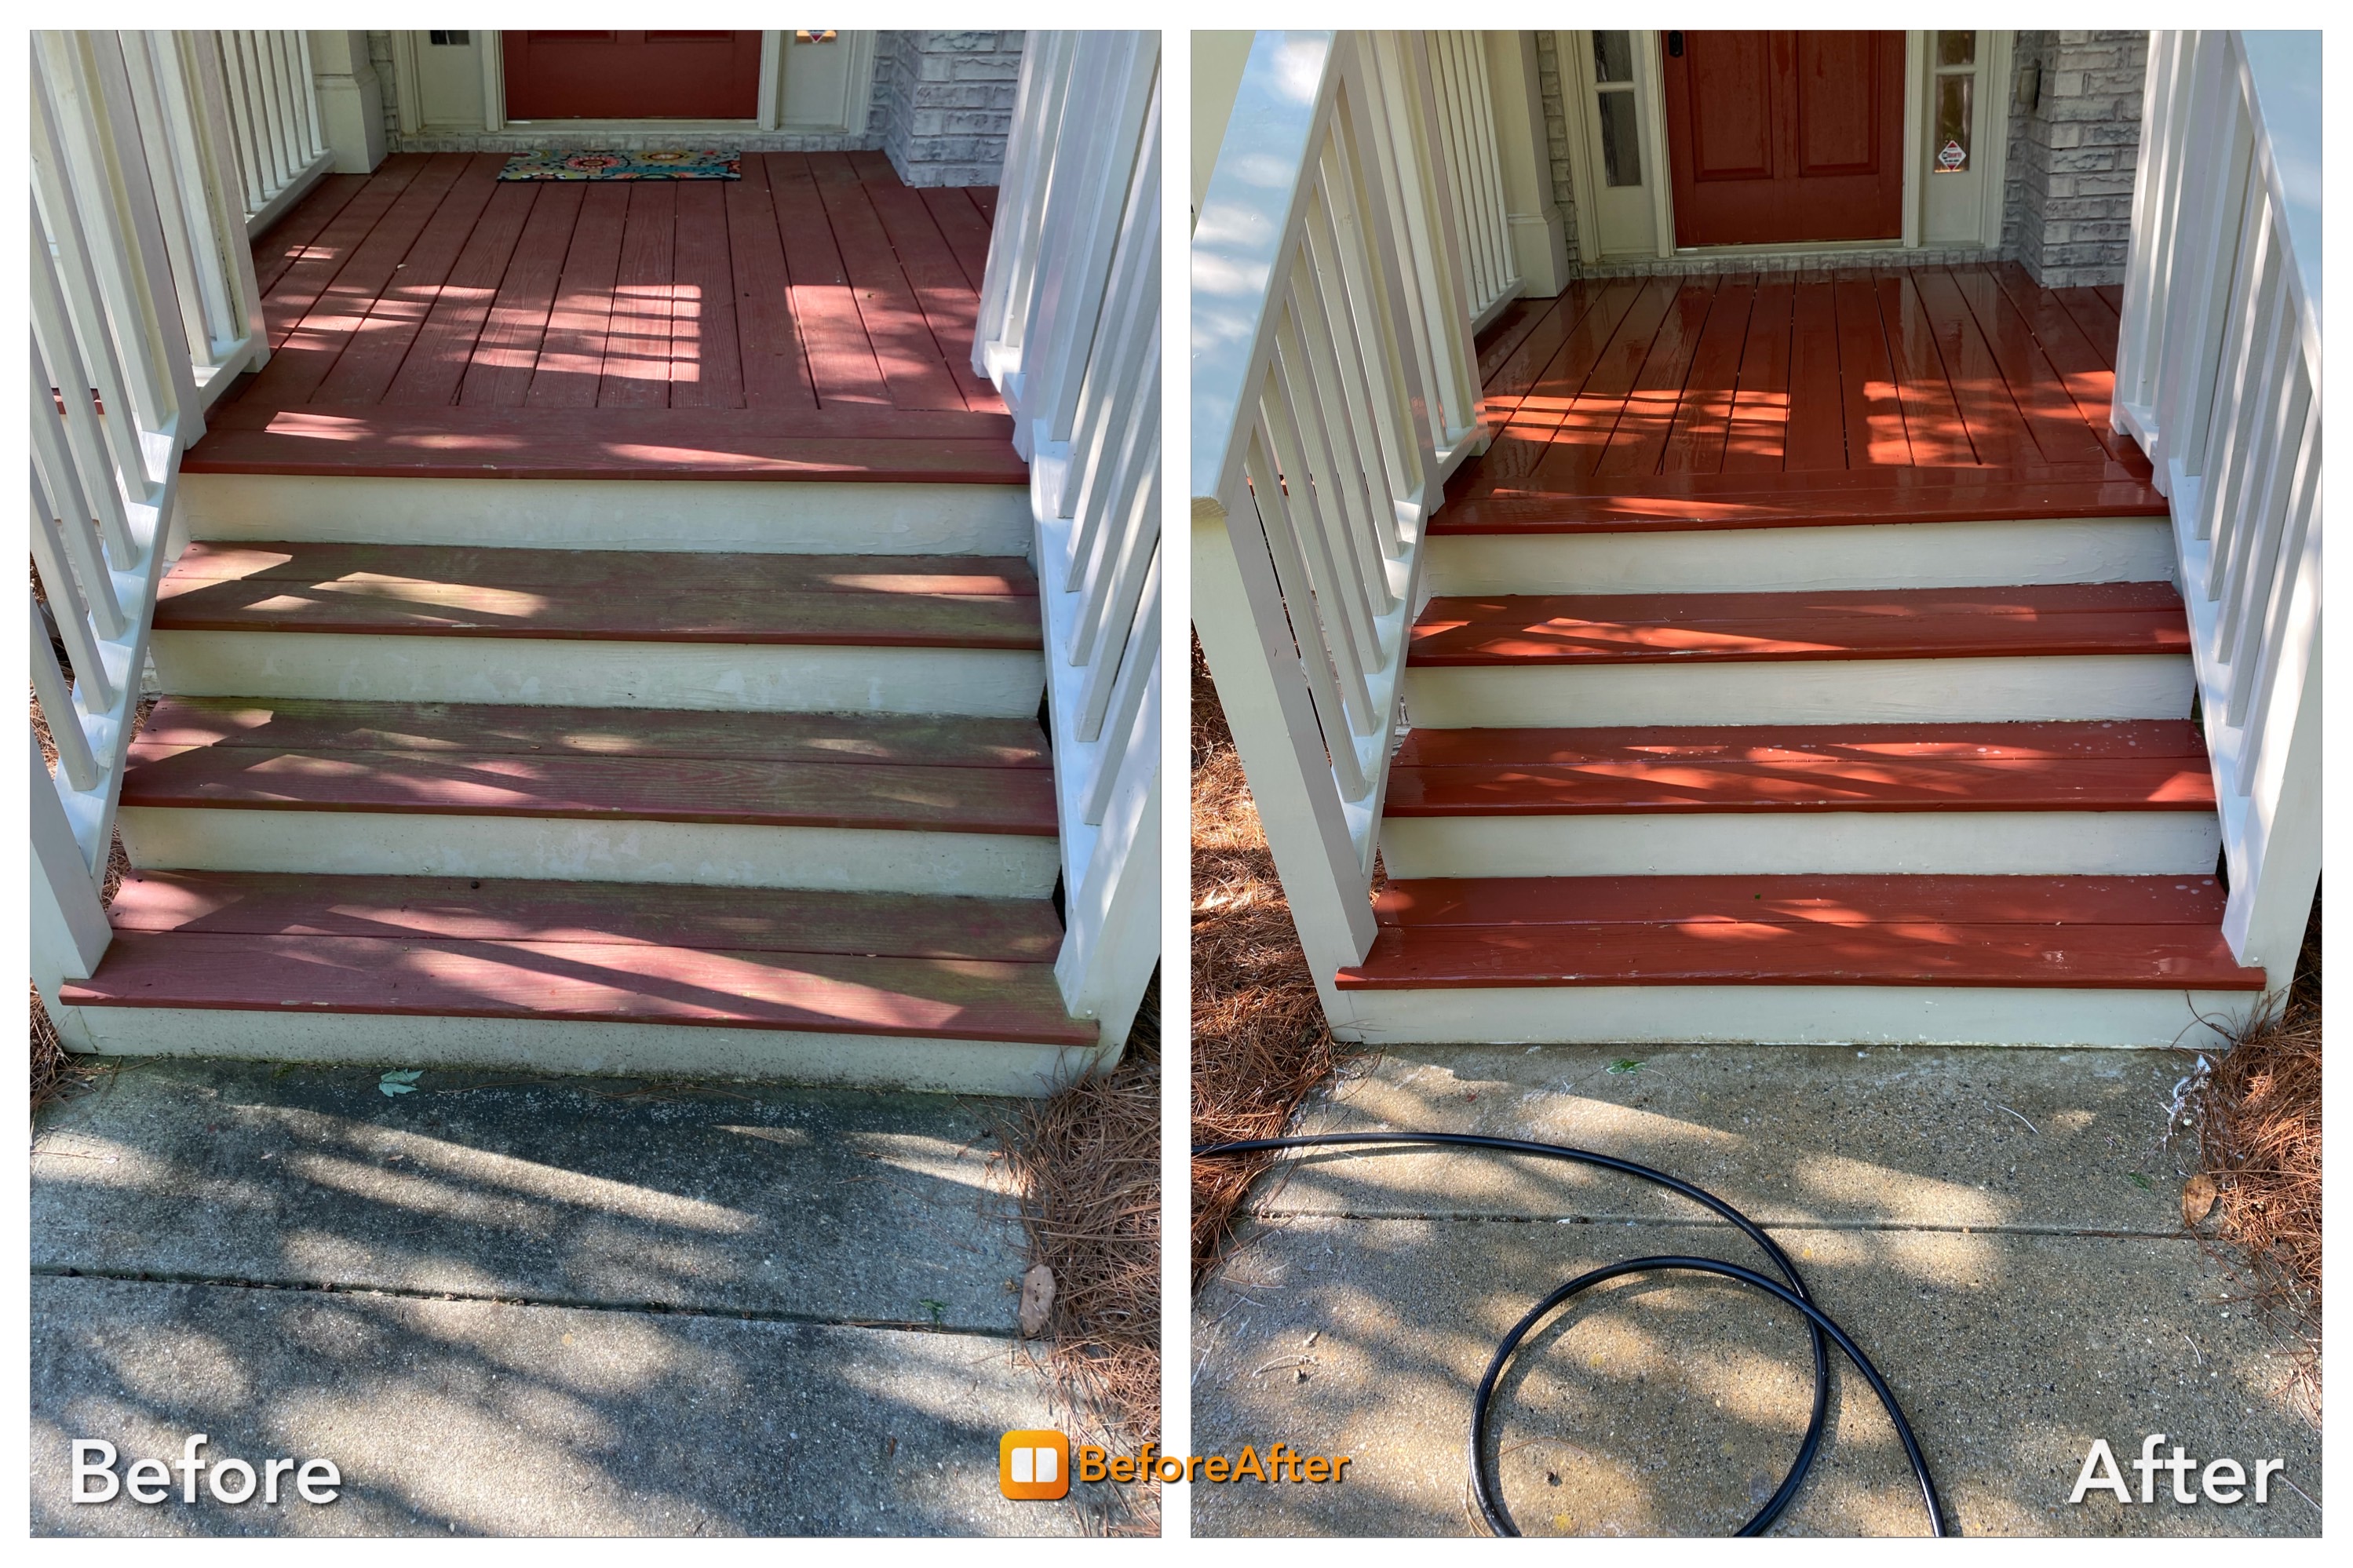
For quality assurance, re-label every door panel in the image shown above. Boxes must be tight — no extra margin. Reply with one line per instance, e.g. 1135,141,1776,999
1687,33,1774,181
502,30,762,120
1664,31,1905,246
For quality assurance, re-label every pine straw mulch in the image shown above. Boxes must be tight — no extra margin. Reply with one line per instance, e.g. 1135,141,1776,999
1189,638,1352,1288
993,979,1162,1537
2187,887,2322,1427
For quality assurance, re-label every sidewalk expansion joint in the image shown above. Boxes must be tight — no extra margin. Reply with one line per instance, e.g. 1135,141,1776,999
1247,1209,2195,1240
31,1264,1023,1341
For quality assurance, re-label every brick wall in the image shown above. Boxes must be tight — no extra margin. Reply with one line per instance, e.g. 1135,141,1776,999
2001,30,2149,287
1530,32,1583,268
877,31,1023,188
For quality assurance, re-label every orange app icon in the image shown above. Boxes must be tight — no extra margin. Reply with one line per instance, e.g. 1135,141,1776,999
999,1430,1071,1501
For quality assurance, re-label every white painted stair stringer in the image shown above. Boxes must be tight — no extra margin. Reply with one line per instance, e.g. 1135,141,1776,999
1423,516,2176,596
176,475,1035,556
115,808,1061,899
1403,655,2192,728
1377,809,2222,880
53,1005,1111,1096
151,632,1046,718
1323,984,2261,1050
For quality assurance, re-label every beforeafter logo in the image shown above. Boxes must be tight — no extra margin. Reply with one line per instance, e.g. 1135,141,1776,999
998,1430,1071,1501
999,1431,1353,1499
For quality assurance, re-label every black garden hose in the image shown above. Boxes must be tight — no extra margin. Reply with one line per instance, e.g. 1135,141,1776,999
1194,1131,1947,1537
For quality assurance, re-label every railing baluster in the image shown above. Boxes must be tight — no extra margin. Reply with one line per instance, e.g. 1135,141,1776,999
31,600,101,793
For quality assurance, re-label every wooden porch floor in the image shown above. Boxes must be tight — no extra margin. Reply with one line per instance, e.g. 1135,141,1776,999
1452,264,2163,527
186,151,1024,483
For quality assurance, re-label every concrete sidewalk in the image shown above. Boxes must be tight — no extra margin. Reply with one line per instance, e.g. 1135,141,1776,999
31,1059,1091,1536
1193,1043,2321,1537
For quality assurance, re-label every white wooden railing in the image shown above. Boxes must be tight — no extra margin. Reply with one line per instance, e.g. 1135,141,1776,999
206,31,334,235
976,31,1162,1052
1191,31,1494,990
1425,31,1521,330
31,31,282,1002
2114,31,2322,989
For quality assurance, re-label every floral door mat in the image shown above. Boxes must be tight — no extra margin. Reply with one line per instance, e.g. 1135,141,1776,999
498,149,740,181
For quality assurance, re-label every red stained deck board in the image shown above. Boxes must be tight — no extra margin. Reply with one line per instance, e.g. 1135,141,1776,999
1397,718,2208,768
106,870,1061,962
308,153,507,406
2055,286,2122,365
166,541,1036,595
769,152,892,407
1474,294,1552,388
669,180,745,409
526,182,631,408
1375,873,2230,928
1336,919,2266,991
1409,582,2190,665
1464,281,1647,490
724,152,818,411
133,697,1049,771
120,746,1059,837
1721,278,1795,473
852,150,1000,412
1431,468,2166,531
1782,280,1848,472
1658,275,1757,474
1833,273,1913,467
63,931,1095,1044
809,152,965,411
596,181,679,408
1946,266,2110,466
178,409,1025,482
250,154,472,402
378,181,540,407
1905,267,2042,467
1596,277,1723,477
1526,279,1683,487
458,179,585,407
1986,261,2129,461
259,154,429,348
250,173,370,296
1873,272,1977,466
917,185,996,294
1384,753,2216,816
155,582,1044,649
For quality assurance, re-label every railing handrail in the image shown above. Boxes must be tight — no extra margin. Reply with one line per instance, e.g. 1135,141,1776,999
31,30,296,1001
974,30,1163,1053
1191,31,1501,992
2113,29,2322,989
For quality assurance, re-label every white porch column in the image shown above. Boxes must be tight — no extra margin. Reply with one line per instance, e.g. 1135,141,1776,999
1484,31,1570,297
308,30,387,173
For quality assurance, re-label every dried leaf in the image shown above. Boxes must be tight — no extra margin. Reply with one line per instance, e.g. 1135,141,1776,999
1018,1263,1056,1338
2183,1173,2218,1227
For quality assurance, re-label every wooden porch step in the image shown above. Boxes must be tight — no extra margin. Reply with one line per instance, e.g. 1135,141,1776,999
180,403,1031,484
156,542,1043,649
1408,582,2188,666
1386,720,2216,816
120,697,1056,837
1337,874,2266,991
64,871,1095,1047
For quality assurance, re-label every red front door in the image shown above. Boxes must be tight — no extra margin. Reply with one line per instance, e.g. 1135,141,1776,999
502,31,762,120
1662,31,1905,247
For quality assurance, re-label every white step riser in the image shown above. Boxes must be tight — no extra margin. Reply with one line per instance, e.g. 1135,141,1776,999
1424,517,2175,597
177,475,1033,556
54,1005,1111,1098
1328,985,2260,1049
1403,655,2191,728
152,631,1045,718
1378,810,2220,880
118,808,1061,899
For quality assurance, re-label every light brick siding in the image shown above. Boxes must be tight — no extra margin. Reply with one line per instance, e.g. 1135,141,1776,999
878,31,1024,188
2004,30,2150,287
1527,30,2148,287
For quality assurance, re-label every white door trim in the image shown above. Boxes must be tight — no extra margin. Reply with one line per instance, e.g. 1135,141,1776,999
1559,28,2011,263
469,30,878,137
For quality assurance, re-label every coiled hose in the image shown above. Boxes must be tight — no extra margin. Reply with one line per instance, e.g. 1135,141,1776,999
1194,1131,1946,1536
